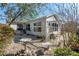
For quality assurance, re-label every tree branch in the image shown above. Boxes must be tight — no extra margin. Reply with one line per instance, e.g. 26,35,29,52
8,10,24,25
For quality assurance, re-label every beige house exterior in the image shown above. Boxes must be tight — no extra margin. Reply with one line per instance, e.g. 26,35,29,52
10,14,62,40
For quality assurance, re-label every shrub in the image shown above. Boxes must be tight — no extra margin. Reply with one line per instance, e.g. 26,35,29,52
0,24,15,55
54,47,79,56
67,32,78,47
71,43,79,53
50,34,56,39
71,33,78,43
71,51,79,56
54,47,72,56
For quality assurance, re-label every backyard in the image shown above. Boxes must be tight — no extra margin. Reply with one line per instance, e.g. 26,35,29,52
0,3,79,56
0,24,78,56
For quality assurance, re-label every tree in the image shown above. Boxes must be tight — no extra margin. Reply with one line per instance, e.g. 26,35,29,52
43,3,78,46
0,3,46,25
54,3,78,46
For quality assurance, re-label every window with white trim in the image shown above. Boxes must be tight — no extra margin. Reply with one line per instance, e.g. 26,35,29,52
52,23,58,31
49,22,58,31
33,22,42,32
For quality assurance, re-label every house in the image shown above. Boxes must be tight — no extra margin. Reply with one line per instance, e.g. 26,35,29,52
10,14,63,41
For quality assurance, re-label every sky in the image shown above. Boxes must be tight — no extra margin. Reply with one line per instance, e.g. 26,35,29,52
0,3,78,24
0,8,6,24
0,3,58,24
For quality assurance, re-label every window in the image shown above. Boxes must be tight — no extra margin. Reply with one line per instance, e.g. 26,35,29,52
52,27,58,31
26,24,30,31
17,24,23,30
34,22,41,26
52,23,58,27
33,22,42,32
52,23,58,31
34,27,42,32
49,22,58,31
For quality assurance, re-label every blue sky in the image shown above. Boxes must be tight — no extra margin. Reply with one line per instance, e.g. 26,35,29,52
35,3,58,18
0,3,58,24
0,8,6,24
0,3,76,24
